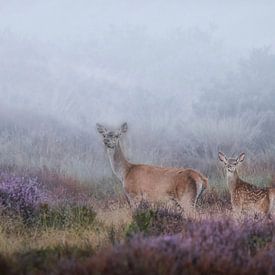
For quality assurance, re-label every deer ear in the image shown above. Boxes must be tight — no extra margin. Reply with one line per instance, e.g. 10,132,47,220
237,153,245,163
218,152,227,164
120,122,128,133
96,123,107,135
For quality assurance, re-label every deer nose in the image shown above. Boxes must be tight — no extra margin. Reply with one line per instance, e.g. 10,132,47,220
103,139,115,148
103,139,110,145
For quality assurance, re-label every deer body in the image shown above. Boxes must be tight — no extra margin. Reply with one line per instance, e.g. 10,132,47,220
124,164,207,205
97,123,208,209
219,152,275,215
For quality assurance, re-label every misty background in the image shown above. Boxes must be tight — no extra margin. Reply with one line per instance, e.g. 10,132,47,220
0,1,275,193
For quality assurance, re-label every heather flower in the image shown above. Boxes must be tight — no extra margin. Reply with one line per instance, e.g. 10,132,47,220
0,172,48,221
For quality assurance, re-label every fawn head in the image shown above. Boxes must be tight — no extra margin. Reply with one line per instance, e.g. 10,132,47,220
218,152,245,173
96,122,128,149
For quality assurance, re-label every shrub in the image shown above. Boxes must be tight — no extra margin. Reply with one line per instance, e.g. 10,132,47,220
0,172,47,223
10,245,95,275
58,216,274,275
126,202,186,237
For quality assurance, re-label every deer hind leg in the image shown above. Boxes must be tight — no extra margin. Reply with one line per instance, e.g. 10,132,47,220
178,191,197,216
181,177,205,211
168,197,184,212
194,180,206,208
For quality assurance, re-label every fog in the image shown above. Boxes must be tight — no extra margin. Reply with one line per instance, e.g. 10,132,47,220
0,1,275,188
1,1,275,49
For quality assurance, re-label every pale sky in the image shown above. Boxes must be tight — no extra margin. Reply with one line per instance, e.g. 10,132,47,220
0,0,274,50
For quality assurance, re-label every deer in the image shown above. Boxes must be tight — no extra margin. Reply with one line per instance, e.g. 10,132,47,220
96,122,208,211
218,151,275,217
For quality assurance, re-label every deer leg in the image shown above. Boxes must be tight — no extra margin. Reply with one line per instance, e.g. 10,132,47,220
168,197,183,212
124,193,140,211
124,192,132,207
178,192,197,216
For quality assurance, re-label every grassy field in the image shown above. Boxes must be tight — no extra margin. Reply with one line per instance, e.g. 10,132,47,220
0,113,274,274
1,6,275,274
0,166,274,275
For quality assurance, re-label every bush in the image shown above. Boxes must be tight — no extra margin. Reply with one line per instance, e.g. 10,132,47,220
58,217,274,275
0,172,47,223
126,202,186,237
9,245,95,275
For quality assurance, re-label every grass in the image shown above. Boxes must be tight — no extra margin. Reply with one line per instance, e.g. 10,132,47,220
0,187,274,274
0,205,273,275
0,164,274,274
0,201,130,274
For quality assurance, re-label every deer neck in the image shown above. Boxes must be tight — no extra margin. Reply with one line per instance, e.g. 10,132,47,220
226,170,239,193
107,141,130,184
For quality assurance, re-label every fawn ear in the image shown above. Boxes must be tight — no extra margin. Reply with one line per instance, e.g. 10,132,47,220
96,123,107,135
120,122,128,133
237,153,245,163
218,152,227,164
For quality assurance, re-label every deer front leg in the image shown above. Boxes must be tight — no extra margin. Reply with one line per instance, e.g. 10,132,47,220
124,192,144,211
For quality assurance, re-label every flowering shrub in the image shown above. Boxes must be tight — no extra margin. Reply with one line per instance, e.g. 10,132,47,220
58,216,274,275
0,172,47,222
126,202,185,237
0,169,96,229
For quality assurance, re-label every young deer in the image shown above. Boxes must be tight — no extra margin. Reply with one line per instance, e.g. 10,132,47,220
219,152,275,216
96,122,208,210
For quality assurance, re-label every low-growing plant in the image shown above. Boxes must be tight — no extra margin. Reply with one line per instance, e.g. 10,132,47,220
9,245,95,275
57,216,274,275
126,202,154,237
126,202,186,237
34,203,97,229
0,172,47,223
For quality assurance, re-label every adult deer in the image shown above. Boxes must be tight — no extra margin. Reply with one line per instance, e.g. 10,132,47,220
96,122,208,210
218,152,275,216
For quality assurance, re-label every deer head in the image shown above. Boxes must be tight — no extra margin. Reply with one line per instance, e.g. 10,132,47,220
218,151,245,173
96,122,128,150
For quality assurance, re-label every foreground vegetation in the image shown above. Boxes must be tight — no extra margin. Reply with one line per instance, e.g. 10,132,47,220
0,166,273,275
